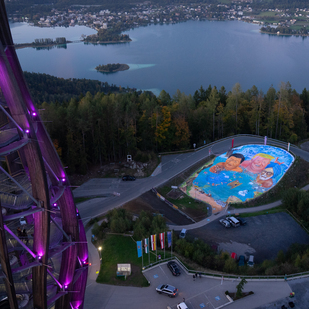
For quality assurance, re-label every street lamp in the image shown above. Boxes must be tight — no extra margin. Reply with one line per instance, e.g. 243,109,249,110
98,246,102,260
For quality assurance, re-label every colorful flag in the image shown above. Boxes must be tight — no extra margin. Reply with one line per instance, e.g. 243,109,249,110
144,238,149,254
137,241,142,258
151,234,156,251
167,231,172,248
160,232,165,249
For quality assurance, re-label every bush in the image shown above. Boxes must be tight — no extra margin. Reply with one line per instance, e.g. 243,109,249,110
88,217,99,226
225,291,229,295
91,222,105,240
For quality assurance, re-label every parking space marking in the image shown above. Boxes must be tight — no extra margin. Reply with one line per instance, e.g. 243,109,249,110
203,293,215,309
159,264,170,279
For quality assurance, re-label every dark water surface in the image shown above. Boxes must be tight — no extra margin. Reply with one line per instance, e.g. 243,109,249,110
11,21,309,96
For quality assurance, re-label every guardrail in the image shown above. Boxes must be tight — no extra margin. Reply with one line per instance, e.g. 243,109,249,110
159,134,298,156
142,255,309,282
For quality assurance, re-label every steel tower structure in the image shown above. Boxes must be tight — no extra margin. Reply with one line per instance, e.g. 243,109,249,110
0,1,88,308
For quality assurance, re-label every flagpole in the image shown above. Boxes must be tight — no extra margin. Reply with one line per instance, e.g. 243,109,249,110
155,234,157,262
148,237,150,265
164,232,165,260
142,239,143,269
171,230,173,258
156,240,157,262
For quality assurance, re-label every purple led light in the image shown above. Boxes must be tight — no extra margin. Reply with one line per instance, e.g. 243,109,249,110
53,203,57,207
61,178,66,182
32,112,37,116
25,129,30,134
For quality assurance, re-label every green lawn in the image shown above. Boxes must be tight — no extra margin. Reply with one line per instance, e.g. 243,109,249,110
97,235,171,286
236,206,285,217
257,11,277,17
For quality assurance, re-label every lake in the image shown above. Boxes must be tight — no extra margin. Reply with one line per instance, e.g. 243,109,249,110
10,21,309,96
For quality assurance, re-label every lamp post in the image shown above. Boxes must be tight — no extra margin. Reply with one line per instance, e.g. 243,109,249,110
98,246,102,260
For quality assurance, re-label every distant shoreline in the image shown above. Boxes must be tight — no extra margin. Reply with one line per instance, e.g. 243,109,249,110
92,39,132,44
95,63,129,73
15,38,131,50
260,30,309,37
15,41,72,49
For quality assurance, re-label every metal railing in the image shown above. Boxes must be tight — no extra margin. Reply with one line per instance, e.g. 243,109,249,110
142,255,309,282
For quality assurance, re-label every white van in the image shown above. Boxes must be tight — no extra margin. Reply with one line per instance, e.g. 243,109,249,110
177,302,189,309
179,229,187,239
248,255,254,267
227,216,240,227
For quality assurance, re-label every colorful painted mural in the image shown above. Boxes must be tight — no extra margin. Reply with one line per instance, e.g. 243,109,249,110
180,145,294,213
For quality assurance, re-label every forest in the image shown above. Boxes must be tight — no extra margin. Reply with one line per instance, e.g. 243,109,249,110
25,72,309,175
261,25,309,35
95,63,129,73
85,29,131,43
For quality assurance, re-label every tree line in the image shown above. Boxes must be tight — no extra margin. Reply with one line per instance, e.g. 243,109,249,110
85,28,131,43
33,77,309,175
91,207,309,276
23,72,140,104
261,25,309,36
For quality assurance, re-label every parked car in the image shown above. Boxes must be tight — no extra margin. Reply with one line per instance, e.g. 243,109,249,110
122,175,136,181
219,219,231,228
177,302,189,309
236,217,247,226
226,216,240,227
179,228,187,239
238,255,245,266
248,255,254,267
167,261,181,276
156,284,178,297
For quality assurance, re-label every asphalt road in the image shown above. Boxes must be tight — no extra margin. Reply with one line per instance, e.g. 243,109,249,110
75,135,309,222
81,135,309,309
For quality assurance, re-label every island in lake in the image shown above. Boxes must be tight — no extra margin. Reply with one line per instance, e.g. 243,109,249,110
95,63,129,73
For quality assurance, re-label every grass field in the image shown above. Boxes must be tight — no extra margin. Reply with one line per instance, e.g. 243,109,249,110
237,206,285,217
257,11,278,17
97,234,172,286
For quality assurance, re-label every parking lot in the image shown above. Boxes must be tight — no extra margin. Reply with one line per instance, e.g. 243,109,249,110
143,262,232,309
188,212,309,263
141,261,293,309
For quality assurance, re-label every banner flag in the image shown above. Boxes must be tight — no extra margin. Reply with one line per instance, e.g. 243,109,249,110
151,234,156,251
167,231,172,248
160,232,165,249
137,241,142,258
144,238,149,254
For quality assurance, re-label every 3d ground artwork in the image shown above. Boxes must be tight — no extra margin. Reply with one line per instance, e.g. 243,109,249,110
180,145,294,213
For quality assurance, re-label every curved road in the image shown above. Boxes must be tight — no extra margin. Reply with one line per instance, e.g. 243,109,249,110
76,135,309,222
80,135,309,309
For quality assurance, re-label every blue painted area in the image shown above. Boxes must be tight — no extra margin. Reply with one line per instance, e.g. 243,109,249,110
215,296,220,301
190,145,294,206
199,303,205,308
153,274,158,279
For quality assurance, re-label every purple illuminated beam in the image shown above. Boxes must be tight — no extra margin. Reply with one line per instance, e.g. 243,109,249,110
4,225,36,258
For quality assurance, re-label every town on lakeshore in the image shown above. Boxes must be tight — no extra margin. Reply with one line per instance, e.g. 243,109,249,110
7,0,309,44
